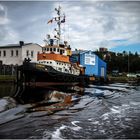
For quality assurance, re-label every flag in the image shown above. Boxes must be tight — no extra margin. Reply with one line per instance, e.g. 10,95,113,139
54,35,60,39
61,19,65,23
61,15,65,23
55,17,57,21
47,19,53,24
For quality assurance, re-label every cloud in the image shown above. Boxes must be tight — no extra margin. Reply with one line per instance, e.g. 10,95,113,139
0,3,9,25
0,1,140,52
0,3,19,45
0,26,19,43
57,1,140,50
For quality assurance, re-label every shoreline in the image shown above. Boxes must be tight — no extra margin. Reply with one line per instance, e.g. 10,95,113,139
0,75,139,84
0,75,16,83
108,76,140,85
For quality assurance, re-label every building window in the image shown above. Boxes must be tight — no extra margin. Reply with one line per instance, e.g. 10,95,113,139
3,50,6,57
0,51,1,57
47,48,49,51
26,50,29,57
50,48,52,52
11,50,13,57
31,51,34,58
16,50,18,57
57,48,59,52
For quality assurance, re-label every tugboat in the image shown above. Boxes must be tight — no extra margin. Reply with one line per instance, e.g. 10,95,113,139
14,6,90,98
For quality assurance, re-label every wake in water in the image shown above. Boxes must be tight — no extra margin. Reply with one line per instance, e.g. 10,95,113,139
43,121,82,139
41,84,140,139
0,83,140,139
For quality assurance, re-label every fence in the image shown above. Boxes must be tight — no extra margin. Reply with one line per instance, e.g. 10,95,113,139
0,64,18,75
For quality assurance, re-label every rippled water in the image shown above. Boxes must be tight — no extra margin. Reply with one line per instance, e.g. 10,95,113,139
0,83,140,139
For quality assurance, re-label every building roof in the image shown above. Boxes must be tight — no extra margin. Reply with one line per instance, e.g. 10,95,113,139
72,50,96,55
0,43,31,49
0,42,42,49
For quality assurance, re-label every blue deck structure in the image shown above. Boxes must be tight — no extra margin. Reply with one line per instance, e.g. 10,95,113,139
71,50,107,79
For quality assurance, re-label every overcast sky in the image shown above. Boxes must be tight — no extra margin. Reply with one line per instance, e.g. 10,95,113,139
0,1,140,53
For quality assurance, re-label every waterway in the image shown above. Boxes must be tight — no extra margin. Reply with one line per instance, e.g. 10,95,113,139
0,83,140,139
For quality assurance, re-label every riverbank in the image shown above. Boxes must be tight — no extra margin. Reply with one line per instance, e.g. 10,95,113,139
0,75,16,83
108,75,140,84
0,74,139,84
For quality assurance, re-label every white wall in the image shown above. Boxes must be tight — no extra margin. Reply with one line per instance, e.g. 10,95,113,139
0,43,42,65
22,44,42,63
0,48,22,65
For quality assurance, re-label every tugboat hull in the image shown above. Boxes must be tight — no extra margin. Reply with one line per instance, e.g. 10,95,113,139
14,62,90,102
19,62,89,83
15,62,89,93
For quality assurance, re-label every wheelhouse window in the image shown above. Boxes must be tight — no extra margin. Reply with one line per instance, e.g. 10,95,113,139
42,48,46,52
16,50,18,57
60,49,63,55
57,48,59,52
50,48,52,52
53,48,56,52
0,51,1,57
3,50,6,57
47,48,49,51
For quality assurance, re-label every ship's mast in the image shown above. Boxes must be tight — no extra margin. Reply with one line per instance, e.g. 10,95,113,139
56,6,61,45
46,6,65,46
55,6,65,46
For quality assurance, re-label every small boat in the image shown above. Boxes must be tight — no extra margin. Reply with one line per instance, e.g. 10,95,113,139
14,6,91,98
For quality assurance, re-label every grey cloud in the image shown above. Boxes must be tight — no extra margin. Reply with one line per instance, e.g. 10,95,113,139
0,25,6,39
0,1,140,51
0,7,5,17
0,4,8,41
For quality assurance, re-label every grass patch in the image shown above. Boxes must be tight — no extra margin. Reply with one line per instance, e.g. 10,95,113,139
108,75,138,83
109,76,128,83
0,75,16,82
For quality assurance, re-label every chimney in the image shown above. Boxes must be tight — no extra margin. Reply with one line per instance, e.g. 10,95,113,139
19,41,24,46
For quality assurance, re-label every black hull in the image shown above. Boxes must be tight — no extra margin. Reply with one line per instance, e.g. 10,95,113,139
18,62,89,84
15,62,88,89
14,62,90,103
